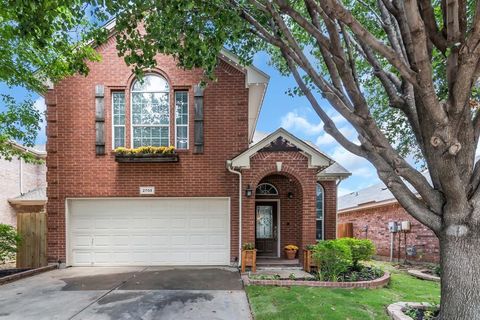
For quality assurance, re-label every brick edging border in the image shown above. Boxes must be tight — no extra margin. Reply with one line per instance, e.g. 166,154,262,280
0,264,57,286
242,271,390,288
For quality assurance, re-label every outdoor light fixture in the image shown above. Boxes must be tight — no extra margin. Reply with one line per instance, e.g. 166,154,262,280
288,192,294,199
245,184,253,197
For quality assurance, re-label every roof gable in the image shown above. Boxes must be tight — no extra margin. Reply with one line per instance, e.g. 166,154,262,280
229,128,332,169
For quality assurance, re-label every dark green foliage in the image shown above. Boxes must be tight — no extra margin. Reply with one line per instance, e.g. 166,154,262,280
0,224,21,262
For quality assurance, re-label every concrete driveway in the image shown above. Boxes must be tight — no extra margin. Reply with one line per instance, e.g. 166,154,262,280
0,266,251,320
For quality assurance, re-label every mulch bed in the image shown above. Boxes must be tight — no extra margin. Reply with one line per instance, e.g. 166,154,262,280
0,265,57,285
0,268,31,278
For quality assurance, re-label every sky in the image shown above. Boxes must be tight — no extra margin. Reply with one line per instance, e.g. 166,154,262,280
0,51,379,196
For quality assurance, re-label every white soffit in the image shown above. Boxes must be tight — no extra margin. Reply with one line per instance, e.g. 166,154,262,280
230,128,332,169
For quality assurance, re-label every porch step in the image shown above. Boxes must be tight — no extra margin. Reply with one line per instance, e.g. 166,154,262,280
256,258,301,269
257,266,303,271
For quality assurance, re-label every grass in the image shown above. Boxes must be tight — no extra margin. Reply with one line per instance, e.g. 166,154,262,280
245,262,440,320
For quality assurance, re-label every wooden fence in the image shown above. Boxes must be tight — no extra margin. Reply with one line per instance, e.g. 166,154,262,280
16,211,47,268
337,222,354,238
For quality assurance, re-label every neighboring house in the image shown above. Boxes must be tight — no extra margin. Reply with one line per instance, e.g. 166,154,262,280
43,23,350,267
0,143,47,226
338,183,440,263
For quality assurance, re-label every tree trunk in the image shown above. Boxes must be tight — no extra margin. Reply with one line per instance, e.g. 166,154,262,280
439,230,480,320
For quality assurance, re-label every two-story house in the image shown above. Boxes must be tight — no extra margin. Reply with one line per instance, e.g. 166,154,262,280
44,24,349,267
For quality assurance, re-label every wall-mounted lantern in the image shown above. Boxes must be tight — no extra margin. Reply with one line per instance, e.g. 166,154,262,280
287,192,294,199
245,184,253,197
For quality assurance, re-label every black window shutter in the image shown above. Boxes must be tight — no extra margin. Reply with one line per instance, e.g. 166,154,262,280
95,84,105,155
193,85,204,154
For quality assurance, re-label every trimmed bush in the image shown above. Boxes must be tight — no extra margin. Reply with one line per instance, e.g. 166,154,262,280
0,224,21,262
312,240,352,281
337,237,375,270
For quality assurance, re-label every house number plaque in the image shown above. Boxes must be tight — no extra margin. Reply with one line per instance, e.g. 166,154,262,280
139,186,155,195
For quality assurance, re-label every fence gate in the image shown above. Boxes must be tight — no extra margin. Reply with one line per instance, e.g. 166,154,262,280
16,211,47,268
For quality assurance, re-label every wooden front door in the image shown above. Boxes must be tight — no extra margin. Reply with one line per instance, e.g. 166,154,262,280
255,202,278,257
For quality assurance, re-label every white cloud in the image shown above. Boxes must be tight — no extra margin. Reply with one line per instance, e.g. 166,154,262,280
280,111,323,136
330,145,375,178
315,126,356,146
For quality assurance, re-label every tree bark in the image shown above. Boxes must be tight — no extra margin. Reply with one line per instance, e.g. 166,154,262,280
439,227,480,319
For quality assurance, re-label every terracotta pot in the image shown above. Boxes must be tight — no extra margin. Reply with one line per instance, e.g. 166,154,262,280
285,249,297,260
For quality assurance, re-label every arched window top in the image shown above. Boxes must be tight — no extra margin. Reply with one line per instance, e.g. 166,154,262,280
256,183,278,195
132,74,169,92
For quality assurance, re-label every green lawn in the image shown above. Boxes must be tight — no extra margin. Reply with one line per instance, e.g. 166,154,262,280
245,262,440,320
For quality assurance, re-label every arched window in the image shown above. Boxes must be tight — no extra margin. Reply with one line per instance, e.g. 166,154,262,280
256,183,278,195
316,183,324,240
131,74,170,148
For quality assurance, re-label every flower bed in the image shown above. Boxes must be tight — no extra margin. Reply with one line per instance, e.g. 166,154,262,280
387,302,439,320
242,271,390,288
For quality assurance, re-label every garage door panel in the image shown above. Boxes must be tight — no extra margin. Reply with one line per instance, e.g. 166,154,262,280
69,198,230,266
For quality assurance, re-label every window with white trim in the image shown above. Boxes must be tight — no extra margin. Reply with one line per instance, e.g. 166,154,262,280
175,91,189,149
131,74,170,148
316,183,324,240
112,92,125,148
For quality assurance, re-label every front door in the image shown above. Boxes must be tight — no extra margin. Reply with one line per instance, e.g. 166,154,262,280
255,202,278,257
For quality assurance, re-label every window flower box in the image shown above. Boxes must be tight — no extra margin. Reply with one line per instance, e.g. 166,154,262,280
114,146,179,163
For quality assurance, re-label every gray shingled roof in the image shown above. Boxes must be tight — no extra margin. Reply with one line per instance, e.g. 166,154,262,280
8,188,47,204
338,182,396,211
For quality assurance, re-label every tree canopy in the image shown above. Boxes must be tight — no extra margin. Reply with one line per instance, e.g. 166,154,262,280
0,0,107,160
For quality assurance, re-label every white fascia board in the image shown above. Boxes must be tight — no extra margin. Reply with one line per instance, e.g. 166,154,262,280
230,128,332,169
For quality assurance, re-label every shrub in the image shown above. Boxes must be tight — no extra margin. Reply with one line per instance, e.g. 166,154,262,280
337,238,375,269
312,240,352,281
0,224,21,262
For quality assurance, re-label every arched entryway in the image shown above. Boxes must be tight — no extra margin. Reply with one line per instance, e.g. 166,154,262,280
254,174,303,259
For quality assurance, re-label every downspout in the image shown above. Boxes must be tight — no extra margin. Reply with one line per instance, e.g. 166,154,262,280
226,160,242,267
19,158,23,195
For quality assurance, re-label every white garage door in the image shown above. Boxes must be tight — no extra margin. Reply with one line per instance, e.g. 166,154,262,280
67,198,230,266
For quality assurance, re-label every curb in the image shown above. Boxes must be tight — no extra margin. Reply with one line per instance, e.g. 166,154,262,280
242,271,390,288
0,265,57,286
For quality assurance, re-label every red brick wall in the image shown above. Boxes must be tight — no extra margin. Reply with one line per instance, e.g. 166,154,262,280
45,36,248,263
338,203,440,263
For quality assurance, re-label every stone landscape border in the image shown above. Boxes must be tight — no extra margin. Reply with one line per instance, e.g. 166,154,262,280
387,302,437,320
407,269,440,282
242,271,390,288
0,265,57,286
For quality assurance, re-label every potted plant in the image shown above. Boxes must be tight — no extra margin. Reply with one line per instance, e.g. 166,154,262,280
241,243,257,273
284,244,299,260
303,244,317,272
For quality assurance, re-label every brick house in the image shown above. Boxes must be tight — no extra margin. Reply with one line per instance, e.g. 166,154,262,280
338,183,440,263
44,23,350,267
0,143,47,226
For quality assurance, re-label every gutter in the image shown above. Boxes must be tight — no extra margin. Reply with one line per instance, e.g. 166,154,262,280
226,160,242,267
